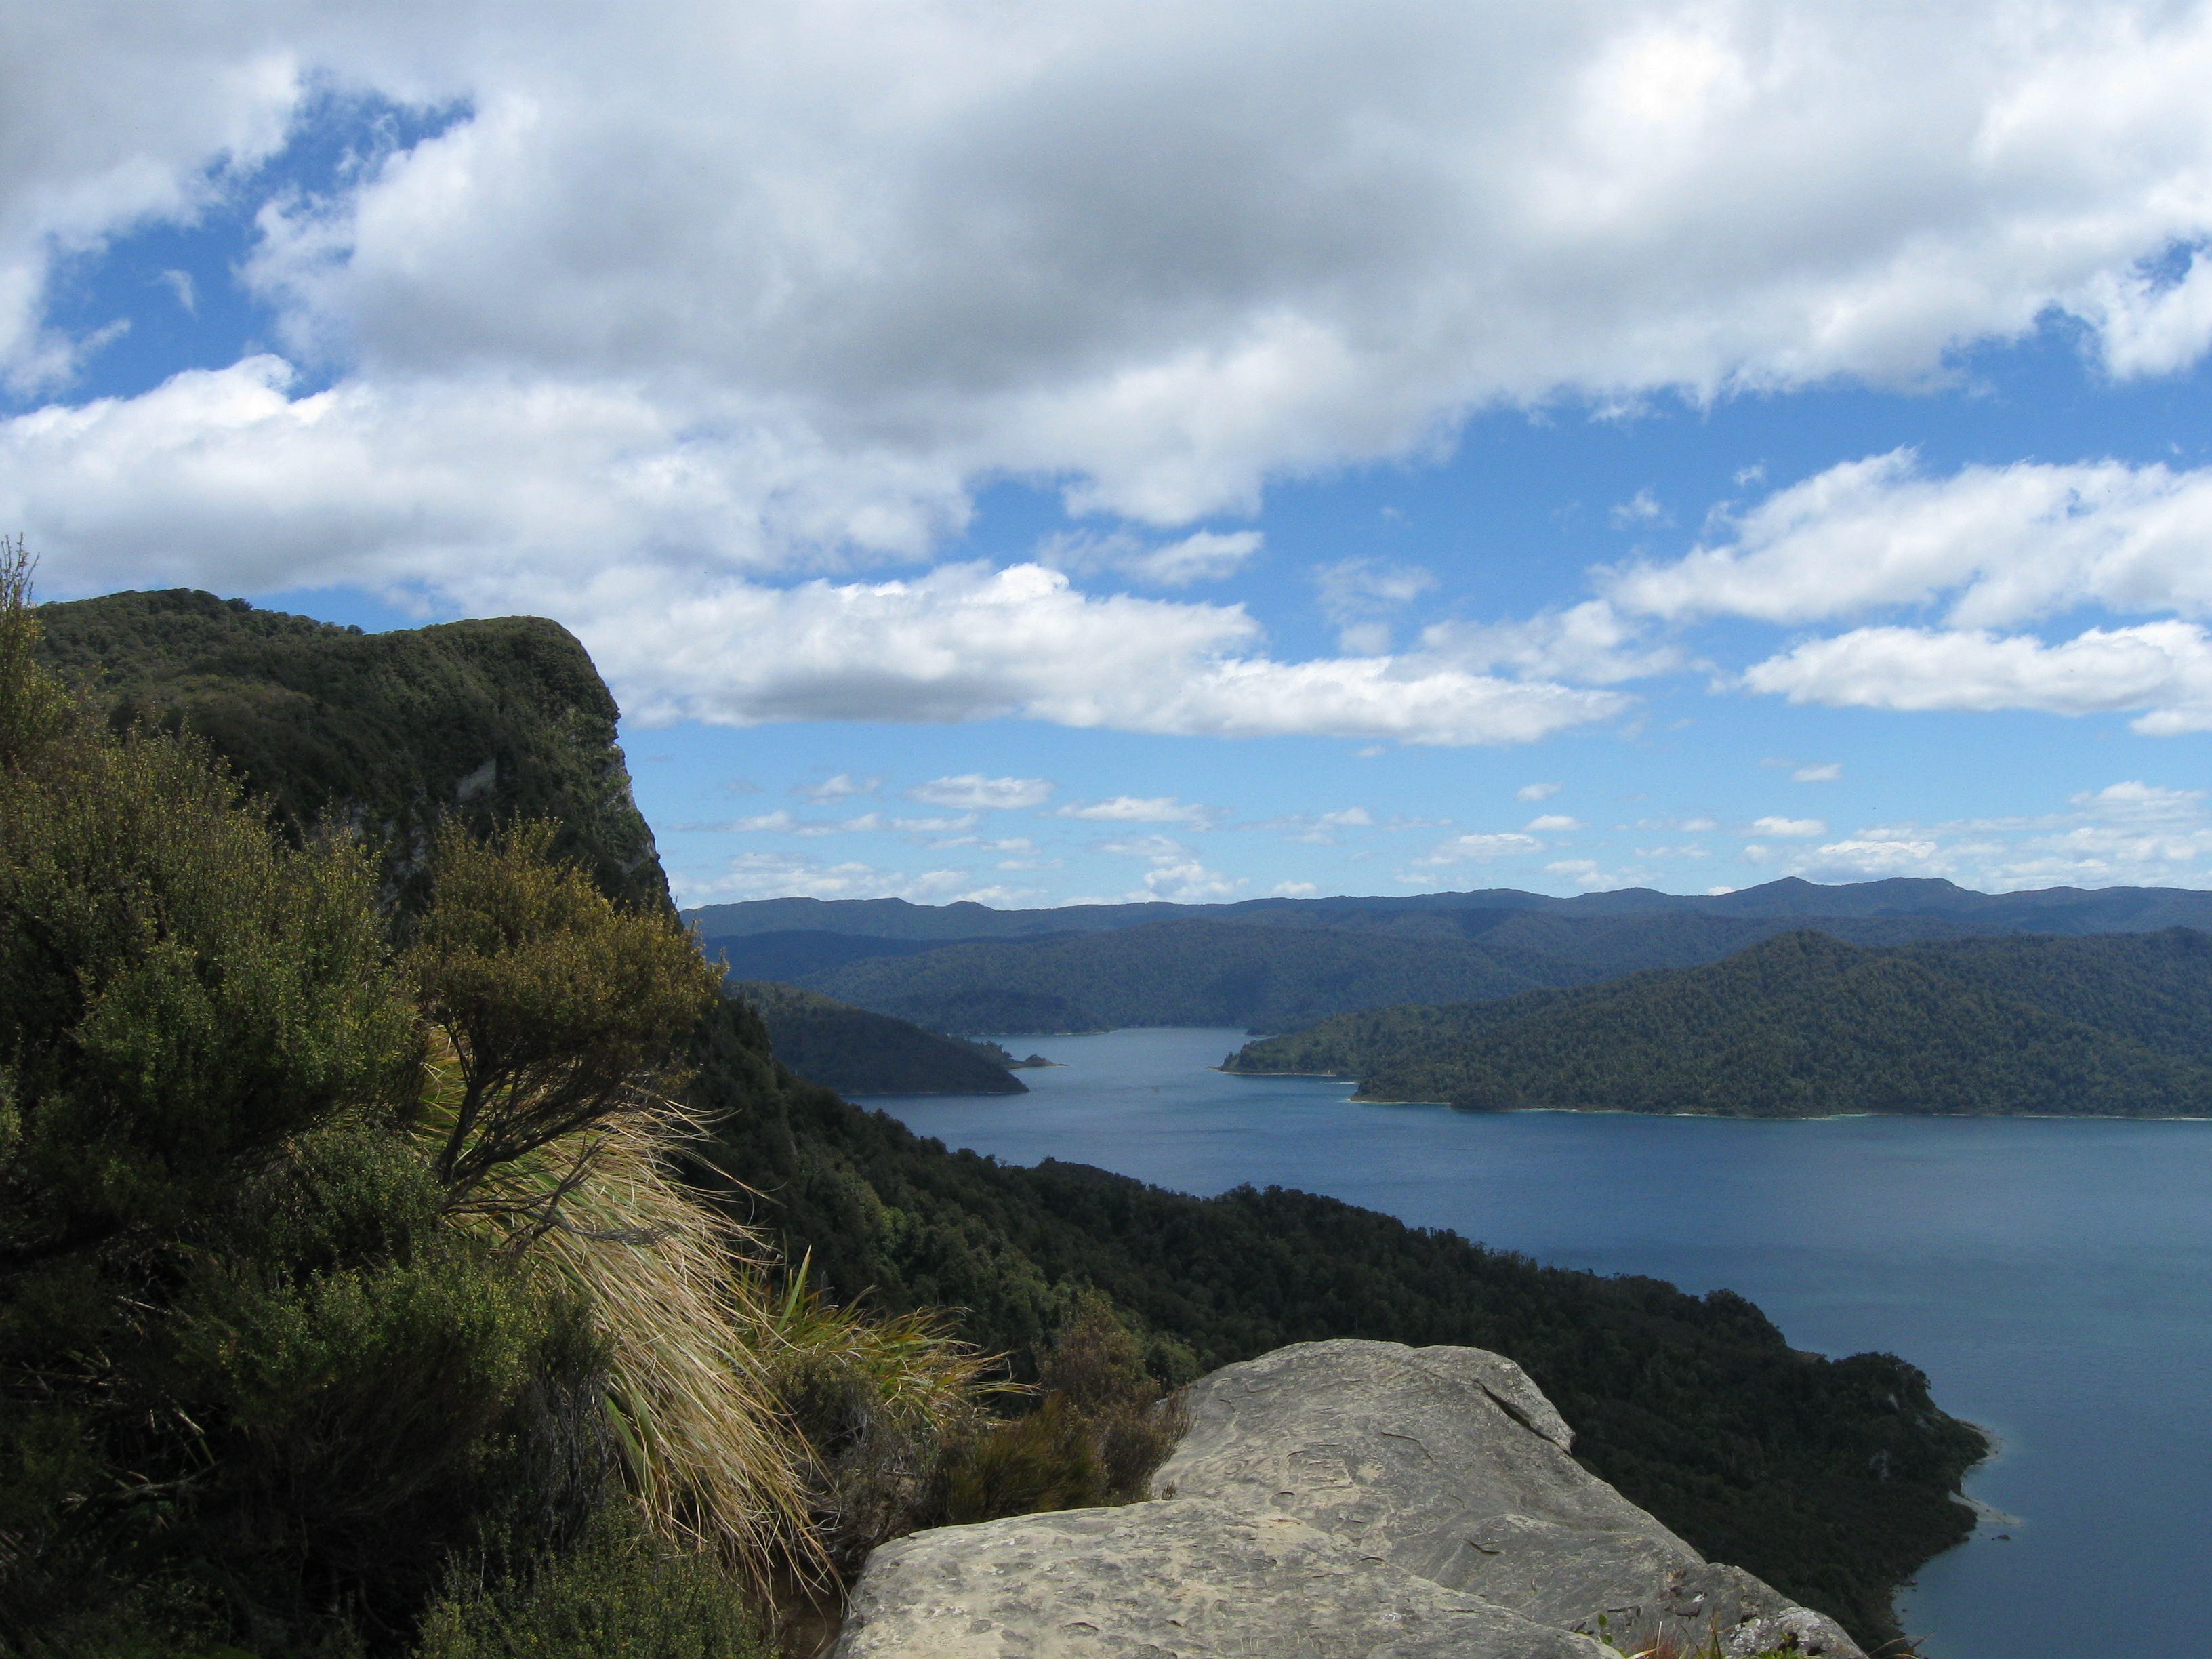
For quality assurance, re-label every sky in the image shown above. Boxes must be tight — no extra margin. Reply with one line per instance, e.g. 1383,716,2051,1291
9,1,2212,909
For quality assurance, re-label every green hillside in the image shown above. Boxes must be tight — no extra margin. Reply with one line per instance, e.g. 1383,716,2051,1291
729,981,1028,1096
34,588,670,914
803,916,1575,1032
688,995,1982,1644
7,586,1986,1651
1227,929,2212,1116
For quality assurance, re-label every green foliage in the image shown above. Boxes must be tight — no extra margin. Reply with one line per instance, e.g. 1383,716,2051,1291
728,982,1025,1097
411,1511,765,1659
409,821,721,1202
686,998,1981,1650
33,588,670,916
1229,928,2212,1115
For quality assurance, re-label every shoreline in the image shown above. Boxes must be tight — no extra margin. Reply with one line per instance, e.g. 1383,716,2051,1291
1211,1069,2212,1121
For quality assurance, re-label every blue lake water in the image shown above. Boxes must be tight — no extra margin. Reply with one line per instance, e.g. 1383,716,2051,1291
862,1026,2212,1659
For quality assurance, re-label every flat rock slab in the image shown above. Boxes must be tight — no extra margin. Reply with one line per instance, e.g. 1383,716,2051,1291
832,1497,1610,1659
835,1340,1865,1659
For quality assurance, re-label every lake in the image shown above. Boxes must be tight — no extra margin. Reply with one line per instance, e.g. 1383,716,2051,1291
862,1026,2212,1659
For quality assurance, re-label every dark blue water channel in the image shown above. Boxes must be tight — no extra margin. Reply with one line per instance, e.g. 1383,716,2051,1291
860,1026,2212,1659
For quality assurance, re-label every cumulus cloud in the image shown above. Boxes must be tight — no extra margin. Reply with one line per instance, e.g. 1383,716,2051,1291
1748,815,1826,837
1422,600,1687,686
1733,781,2212,890
1413,832,1545,867
573,562,1631,744
677,851,1025,906
1315,559,1437,657
1036,527,1264,587
1608,450,2212,630
1791,762,1842,782
1057,796,1214,825
1742,621,2212,734
1516,781,1563,802
14,3,2212,743
908,773,1056,811
795,772,878,802
1526,814,1584,832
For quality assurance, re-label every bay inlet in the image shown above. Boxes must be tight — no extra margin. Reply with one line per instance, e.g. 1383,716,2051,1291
863,1025,2212,1659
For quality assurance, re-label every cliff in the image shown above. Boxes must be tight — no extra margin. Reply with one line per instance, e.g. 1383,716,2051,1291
34,588,669,914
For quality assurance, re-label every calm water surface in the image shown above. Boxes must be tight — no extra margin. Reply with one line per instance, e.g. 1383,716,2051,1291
862,1026,2212,1659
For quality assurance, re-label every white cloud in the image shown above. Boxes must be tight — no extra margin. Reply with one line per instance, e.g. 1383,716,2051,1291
1267,806,1380,844
1526,814,1585,832
1729,782,2212,890
1516,781,1563,802
1790,762,1842,782
1610,489,1668,527
1422,600,1687,687
1681,817,1719,832
1315,558,1437,657
1271,880,1320,898
1609,450,2212,630
1742,621,2212,734
677,851,1019,906
13,2,2212,738
1036,527,1263,587
1748,815,1826,837
1057,796,1214,825
1129,530,1264,586
908,773,1056,811
577,562,1631,745
1414,832,1544,867
795,772,878,802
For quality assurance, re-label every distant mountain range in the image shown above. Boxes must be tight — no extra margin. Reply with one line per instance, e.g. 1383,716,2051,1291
685,878,2212,1034
1225,928,2212,1118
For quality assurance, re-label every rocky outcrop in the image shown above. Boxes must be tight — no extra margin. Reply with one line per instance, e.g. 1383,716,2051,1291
834,1340,1864,1659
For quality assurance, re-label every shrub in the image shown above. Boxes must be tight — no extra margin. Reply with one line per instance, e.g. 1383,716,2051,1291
413,1511,766,1659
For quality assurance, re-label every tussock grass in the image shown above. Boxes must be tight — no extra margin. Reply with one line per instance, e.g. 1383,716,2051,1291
415,1037,999,1593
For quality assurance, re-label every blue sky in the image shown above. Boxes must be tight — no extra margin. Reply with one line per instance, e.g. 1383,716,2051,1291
9,4,2212,907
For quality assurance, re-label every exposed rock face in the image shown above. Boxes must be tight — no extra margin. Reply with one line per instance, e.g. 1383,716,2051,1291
834,1340,1865,1659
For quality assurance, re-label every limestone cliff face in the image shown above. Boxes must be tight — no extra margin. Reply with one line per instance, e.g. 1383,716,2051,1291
835,1340,1862,1659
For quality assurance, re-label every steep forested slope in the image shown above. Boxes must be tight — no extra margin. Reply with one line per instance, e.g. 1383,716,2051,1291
1229,929,2212,1115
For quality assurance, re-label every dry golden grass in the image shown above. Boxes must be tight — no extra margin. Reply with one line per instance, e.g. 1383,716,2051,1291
412,1035,1000,1593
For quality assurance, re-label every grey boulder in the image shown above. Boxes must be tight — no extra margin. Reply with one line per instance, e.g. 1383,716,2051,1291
833,1339,1865,1659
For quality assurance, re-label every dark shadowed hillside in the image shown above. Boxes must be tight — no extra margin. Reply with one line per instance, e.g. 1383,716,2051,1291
728,981,1028,1096
35,587,669,914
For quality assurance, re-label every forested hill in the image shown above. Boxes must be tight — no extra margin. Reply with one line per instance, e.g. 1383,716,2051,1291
693,882,2212,1036
688,873,2212,941
34,587,669,913
728,981,1029,1096
17,591,1984,1650
704,907,2068,1035
1227,928,2212,1117
689,995,1982,1643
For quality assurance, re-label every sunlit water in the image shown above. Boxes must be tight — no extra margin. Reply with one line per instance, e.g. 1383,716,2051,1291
860,1026,2212,1659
